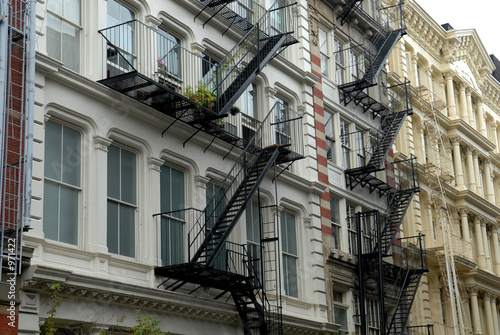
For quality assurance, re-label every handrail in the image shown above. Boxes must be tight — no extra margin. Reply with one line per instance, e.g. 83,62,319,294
188,101,302,263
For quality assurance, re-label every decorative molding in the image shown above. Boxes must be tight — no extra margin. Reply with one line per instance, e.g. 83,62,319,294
93,136,112,152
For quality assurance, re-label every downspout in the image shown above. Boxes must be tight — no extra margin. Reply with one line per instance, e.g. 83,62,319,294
0,0,8,205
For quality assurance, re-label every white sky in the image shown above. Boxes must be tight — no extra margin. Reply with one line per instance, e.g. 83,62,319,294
414,0,500,59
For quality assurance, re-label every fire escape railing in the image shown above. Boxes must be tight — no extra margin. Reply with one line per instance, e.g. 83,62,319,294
188,101,303,266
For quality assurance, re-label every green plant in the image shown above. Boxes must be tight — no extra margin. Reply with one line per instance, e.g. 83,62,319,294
185,83,216,109
230,105,240,115
40,283,75,335
100,310,168,335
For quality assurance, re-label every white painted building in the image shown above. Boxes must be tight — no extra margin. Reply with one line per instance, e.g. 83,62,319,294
18,1,335,334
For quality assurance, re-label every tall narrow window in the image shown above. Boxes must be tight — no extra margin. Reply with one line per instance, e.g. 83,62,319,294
241,83,259,142
346,203,356,255
334,39,345,84
281,211,298,297
355,128,365,168
157,29,182,87
246,198,261,283
333,290,349,335
107,145,136,257
43,121,81,245
46,0,81,71
206,182,227,270
319,27,329,78
274,97,291,145
106,0,135,76
350,52,359,81
160,165,185,266
367,298,380,334
330,197,341,249
325,112,336,163
340,119,351,169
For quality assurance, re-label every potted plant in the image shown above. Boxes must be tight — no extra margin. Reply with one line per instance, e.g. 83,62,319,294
185,83,216,109
230,105,240,115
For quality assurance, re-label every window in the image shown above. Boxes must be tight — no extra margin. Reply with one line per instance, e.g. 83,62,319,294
274,97,291,145
236,0,253,22
241,83,259,142
330,197,341,249
246,198,261,283
206,182,227,270
355,128,365,168
281,211,298,297
43,121,81,245
157,29,182,87
160,165,185,266
350,52,359,81
46,0,81,71
340,119,351,169
319,27,329,78
334,39,345,85
325,112,336,163
367,298,380,335
333,290,348,335
107,144,136,257
346,203,356,255
422,131,429,163
106,0,135,76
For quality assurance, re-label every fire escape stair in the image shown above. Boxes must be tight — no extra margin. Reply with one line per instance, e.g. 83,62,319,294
337,0,364,26
232,281,268,335
378,188,417,256
387,268,428,334
192,145,284,266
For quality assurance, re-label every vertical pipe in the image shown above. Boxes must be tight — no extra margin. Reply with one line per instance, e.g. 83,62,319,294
377,212,386,335
356,212,367,335
0,1,9,222
23,0,36,230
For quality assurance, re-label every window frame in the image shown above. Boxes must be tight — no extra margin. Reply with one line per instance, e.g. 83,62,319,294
330,196,341,250
346,203,357,255
325,111,336,163
332,290,349,335
280,210,298,298
319,27,330,78
46,0,82,72
106,143,137,258
334,39,346,85
106,0,136,76
340,119,351,169
43,119,82,245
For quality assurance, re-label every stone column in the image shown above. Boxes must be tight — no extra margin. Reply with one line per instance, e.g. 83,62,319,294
459,83,469,123
481,221,492,271
484,158,494,203
484,292,495,335
473,150,482,195
148,157,164,266
491,294,500,333
445,72,457,118
91,136,113,254
459,208,471,242
452,137,465,189
474,215,486,268
466,146,477,192
466,88,475,127
470,287,483,334
493,225,500,275
477,98,487,137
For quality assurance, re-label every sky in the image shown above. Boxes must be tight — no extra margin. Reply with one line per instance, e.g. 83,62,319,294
414,0,500,59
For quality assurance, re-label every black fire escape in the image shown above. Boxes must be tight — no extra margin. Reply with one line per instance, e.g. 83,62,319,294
337,1,428,334
98,1,302,334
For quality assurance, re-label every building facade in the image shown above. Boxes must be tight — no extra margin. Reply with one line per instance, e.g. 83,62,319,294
389,1,500,334
16,0,335,334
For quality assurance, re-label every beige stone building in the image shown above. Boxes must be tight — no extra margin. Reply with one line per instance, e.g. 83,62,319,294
389,0,500,333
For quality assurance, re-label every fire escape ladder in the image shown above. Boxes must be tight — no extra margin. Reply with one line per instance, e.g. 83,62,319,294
386,235,428,335
232,279,268,335
337,0,364,26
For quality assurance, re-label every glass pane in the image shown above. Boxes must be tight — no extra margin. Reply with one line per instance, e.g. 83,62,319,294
48,0,63,15
59,185,78,245
334,307,348,331
43,180,59,241
63,0,80,24
46,14,62,62
284,255,298,297
171,168,184,213
319,28,327,53
161,217,170,265
171,219,184,264
283,212,297,255
107,201,119,254
62,21,80,72
120,148,136,204
107,145,120,200
62,124,80,186
160,165,171,213
107,0,121,26
330,198,339,223
120,204,135,257
44,120,62,181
